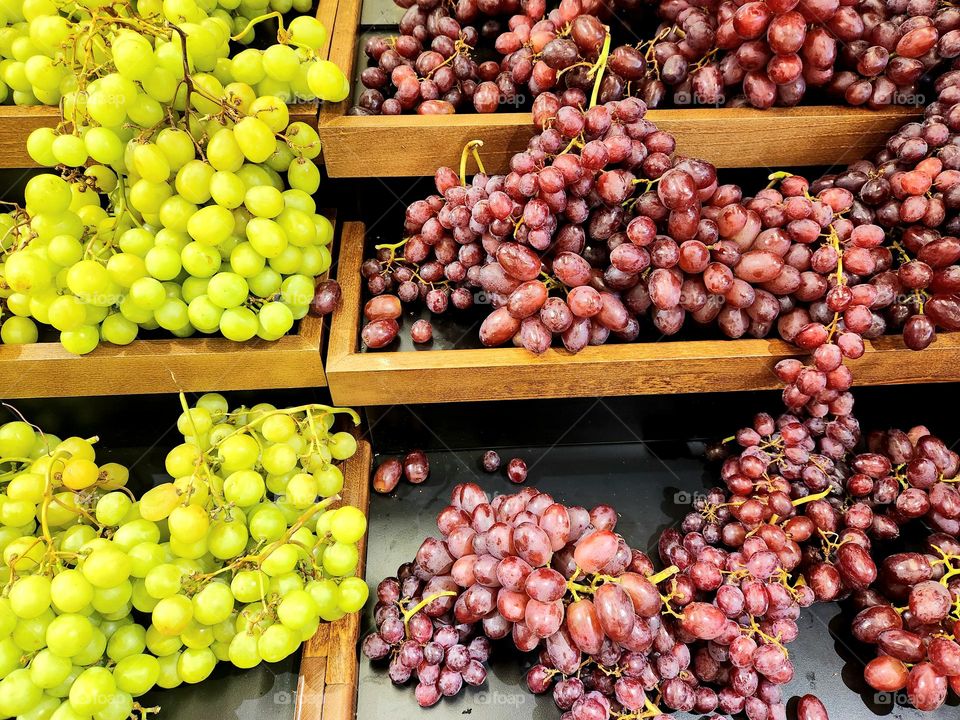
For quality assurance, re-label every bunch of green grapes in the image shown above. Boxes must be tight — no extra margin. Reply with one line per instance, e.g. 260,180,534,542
1,0,347,108
0,394,369,720
0,0,348,353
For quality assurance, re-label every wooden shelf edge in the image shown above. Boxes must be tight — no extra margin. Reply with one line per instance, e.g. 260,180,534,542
327,220,960,406
295,440,371,720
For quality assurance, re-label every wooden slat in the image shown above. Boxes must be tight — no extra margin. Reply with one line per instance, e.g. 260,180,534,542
317,0,918,177
319,106,918,177
0,213,338,397
325,221,960,406
316,0,340,59
295,657,327,720
295,440,372,720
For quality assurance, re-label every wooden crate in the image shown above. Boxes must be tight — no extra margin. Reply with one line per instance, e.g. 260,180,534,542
0,0,338,169
318,0,919,178
0,214,340,399
325,221,960,406
295,439,371,720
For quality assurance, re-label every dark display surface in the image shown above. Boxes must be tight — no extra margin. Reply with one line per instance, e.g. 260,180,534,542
359,442,959,720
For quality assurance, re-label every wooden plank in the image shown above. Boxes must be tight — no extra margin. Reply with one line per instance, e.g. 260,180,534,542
319,105,919,177
295,657,327,720
325,221,960,406
0,214,338,398
316,0,340,59
295,440,371,720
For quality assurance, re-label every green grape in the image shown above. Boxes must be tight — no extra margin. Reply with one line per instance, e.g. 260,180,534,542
69,666,115,715
152,594,193,636
91,579,133,614
287,157,320,194
336,576,369,613
112,654,159,696
232,117,275,163
249,505,285,542
205,271,248,309
0,316,38,344
229,570,267,604
270,571,304,596
83,127,123,165
144,563,183,600
256,623,298,663
81,544,131,588
128,542,166,579
181,242,223,278
154,297,190,331
285,472,317,509
261,543,298,577
168,504,209,544
4,251,52,293
106,253,147,287
223,470,265,507
276,589,316,630
155,652,182,689
27,127,58,166
101,313,138,345
0,668,43,716
208,519,248,559
314,465,344,497
93,690,133,720
145,625,181,658
156,128,195,170
227,631,260,669
29,649,73,689
207,128,244,172
248,267,282,297
112,519,161,550
261,443,296,476
322,542,359,577
288,16,328,49
45,613,94,657
158,195,197,233
50,569,94,614
261,45,299,82
10,574,52,619
249,95,289,133
243,184,284,218
177,647,216,684
192,581,234,625
181,621,214,649
145,245,182,281
175,160,214,204
329,432,358,460
306,579,343,622
285,122,322,161
106,624,147,663
186,205,235,246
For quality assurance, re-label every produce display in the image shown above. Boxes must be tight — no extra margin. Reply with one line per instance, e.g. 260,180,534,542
0,2,348,353
0,394,367,719
350,0,958,115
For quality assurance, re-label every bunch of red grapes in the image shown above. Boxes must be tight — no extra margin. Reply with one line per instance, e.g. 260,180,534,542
350,0,960,115
358,70,960,355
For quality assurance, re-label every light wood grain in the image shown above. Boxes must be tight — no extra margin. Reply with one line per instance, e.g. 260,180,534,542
317,0,340,59
295,440,372,720
319,105,919,177
326,221,960,405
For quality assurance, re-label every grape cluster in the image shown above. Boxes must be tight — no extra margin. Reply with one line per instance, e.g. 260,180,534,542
363,572,490,707
0,4,347,352
358,90,960,356
349,0,960,113
0,394,368,720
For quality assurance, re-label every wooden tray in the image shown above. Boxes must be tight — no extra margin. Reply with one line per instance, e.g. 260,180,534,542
0,214,340,399
317,0,919,178
0,0,338,169
325,221,960,406
295,438,371,720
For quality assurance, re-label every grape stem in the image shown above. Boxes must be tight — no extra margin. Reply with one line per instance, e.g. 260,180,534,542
398,590,456,633
588,30,611,109
459,140,485,186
